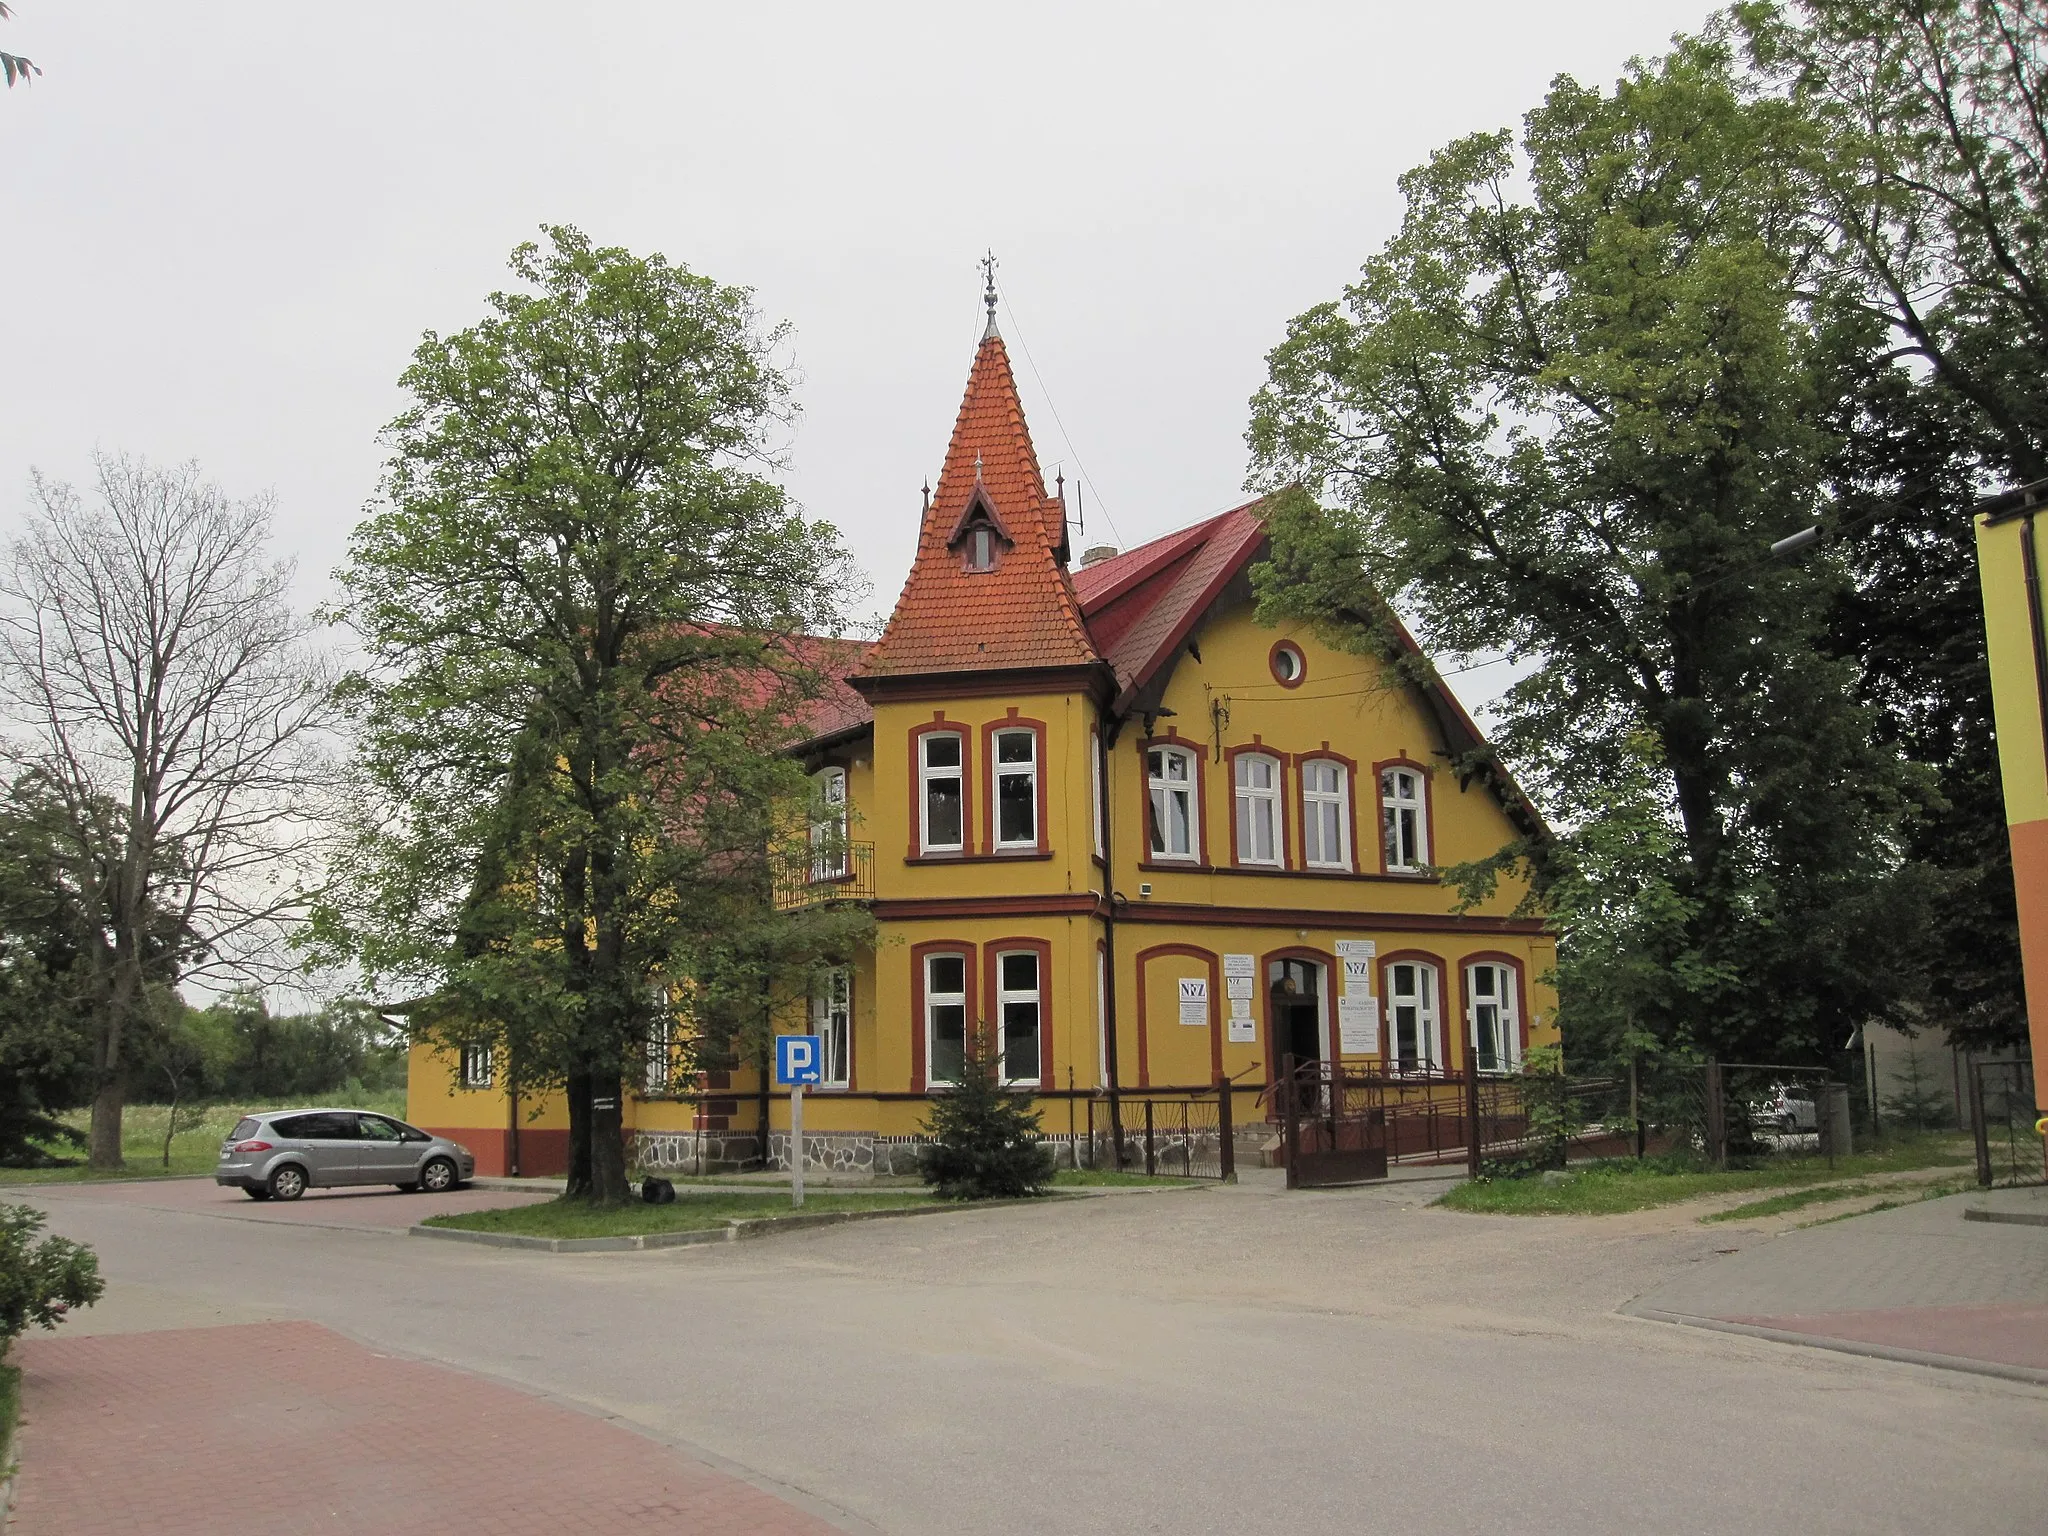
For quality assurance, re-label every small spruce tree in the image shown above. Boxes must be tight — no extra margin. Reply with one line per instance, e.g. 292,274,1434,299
917,1023,1055,1200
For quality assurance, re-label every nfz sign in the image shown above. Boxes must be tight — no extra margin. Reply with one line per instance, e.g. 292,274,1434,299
776,1034,822,1086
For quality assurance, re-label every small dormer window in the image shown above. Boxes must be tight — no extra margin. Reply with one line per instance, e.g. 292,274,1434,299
970,526,994,571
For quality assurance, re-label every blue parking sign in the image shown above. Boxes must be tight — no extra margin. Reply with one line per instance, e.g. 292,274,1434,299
776,1034,822,1086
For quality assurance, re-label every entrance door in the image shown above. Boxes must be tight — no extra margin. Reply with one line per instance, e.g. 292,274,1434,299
1269,959,1323,1073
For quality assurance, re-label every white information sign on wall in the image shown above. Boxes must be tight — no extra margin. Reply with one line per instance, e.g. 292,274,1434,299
1228,1012,1256,1044
1334,939,1378,961
1225,976,1254,1001
1337,995,1381,1054
1222,953,1256,978
1178,976,1209,1026
1229,995,1252,1021
1342,958,1375,995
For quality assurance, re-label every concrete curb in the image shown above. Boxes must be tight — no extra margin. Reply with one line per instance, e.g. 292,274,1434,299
1620,1302,2048,1388
1963,1206,2048,1228
408,1189,1115,1253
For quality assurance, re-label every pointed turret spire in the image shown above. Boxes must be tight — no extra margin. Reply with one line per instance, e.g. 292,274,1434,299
856,291,1100,682
980,249,1000,341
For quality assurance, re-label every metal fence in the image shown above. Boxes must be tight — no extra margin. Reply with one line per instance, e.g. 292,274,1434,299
1969,1058,2042,1187
1081,1087,1236,1181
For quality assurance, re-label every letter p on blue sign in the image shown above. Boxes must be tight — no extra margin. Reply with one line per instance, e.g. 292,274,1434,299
776,1034,822,1086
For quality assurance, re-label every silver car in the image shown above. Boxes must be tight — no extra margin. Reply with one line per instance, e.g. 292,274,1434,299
214,1109,475,1201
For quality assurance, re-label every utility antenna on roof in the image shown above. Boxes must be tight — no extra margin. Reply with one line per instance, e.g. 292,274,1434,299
980,249,1000,340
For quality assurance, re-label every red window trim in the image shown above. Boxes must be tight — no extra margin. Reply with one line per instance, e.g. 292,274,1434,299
1296,744,1362,875
1224,738,1290,870
1377,948,1449,1073
980,708,1051,856
1132,942,1223,1087
1256,943,1336,1088
1267,638,1307,689
1456,950,1531,1071
982,936,1054,1087
907,713,976,860
1137,730,1207,867
910,939,979,1093
1369,755,1435,877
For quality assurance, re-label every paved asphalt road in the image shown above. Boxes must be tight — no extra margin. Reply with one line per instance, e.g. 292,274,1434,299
17,1175,2048,1534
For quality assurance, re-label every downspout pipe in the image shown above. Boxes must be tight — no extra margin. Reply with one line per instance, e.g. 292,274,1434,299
1097,722,1124,1162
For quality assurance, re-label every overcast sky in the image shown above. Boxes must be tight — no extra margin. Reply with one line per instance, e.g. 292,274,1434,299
4,0,1712,712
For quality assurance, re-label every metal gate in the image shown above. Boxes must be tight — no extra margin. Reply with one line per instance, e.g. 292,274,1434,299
1969,1058,2042,1187
1271,1058,1537,1188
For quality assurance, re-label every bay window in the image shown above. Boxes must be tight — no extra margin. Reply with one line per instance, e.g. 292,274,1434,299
810,967,852,1089
1387,961,1442,1073
920,733,964,854
1234,753,1281,866
925,952,967,1087
1147,745,1198,861
993,728,1038,849
1466,962,1520,1074
1302,759,1349,869
996,950,1042,1086
1382,766,1428,872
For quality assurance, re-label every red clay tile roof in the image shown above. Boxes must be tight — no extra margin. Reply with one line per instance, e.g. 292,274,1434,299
787,634,876,746
858,333,1099,678
1077,501,1270,710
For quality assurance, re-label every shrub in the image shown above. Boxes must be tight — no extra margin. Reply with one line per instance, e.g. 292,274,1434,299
0,1203,104,1359
918,1025,1055,1200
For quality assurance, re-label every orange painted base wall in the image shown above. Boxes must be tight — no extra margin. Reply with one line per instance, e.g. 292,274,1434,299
419,1126,571,1178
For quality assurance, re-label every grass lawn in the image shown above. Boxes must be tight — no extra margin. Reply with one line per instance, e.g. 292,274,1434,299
1435,1134,1973,1217
0,1089,412,1184
423,1189,938,1239
1051,1168,1202,1187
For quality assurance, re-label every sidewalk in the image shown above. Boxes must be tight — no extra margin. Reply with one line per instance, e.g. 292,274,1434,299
1627,1188,2048,1385
9,1321,860,1535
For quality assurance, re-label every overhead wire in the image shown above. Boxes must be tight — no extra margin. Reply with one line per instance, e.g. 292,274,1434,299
992,280,1128,551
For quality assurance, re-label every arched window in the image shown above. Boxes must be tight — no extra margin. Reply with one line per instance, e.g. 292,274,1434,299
993,728,1038,848
995,950,1042,1086
1465,961,1521,1074
1147,744,1199,861
1381,766,1428,872
1386,960,1442,1074
810,766,848,879
920,733,964,854
1302,759,1349,869
1234,753,1281,866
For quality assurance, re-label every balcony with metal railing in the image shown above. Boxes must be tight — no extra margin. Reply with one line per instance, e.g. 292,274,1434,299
771,840,876,911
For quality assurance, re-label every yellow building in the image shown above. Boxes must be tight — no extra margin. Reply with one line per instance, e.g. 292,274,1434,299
1974,481,2048,1136
409,300,1558,1176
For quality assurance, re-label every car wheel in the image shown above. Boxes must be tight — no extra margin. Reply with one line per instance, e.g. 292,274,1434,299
395,1181,420,1193
243,1187,272,1201
419,1157,457,1194
268,1164,307,1201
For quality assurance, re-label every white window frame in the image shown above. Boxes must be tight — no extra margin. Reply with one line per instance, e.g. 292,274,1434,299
1386,962,1442,1074
1302,758,1350,870
994,949,1042,1087
645,1011,673,1094
1233,752,1282,867
1465,962,1522,1075
919,733,965,855
993,727,1039,850
810,966,852,1089
970,526,994,570
811,766,848,880
1381,766,1429,872
1147,744,1199,863
458,1043,493,1090
1091,732,1105,858
924,952,968,1088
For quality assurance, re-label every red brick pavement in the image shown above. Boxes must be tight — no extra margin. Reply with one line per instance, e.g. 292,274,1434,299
11,1321,845,1535
1722,1301,2048,1372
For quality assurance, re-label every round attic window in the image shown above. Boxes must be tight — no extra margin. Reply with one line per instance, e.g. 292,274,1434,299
1270,641,1306,687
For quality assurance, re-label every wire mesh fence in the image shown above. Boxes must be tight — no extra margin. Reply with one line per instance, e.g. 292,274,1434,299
1969,1058,2042,1187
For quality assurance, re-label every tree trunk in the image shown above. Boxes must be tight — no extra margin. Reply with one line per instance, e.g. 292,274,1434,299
87,955,138,1170
589,1074,629,1204
565,1067,592,1197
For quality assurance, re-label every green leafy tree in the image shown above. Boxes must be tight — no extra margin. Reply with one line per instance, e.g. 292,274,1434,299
1,3,39,89
0,780,95,1165
0,1203,102,1359
918,1024,1055,1201
1247,39,1932,1065
323,227,866,1202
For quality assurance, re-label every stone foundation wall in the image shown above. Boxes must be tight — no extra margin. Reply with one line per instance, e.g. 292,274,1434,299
632,1128,764,1174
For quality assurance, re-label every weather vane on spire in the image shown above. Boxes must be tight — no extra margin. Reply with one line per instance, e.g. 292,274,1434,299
980,249,1000,339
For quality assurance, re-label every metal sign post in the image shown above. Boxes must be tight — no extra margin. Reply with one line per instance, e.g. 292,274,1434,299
775,1035,822,1210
